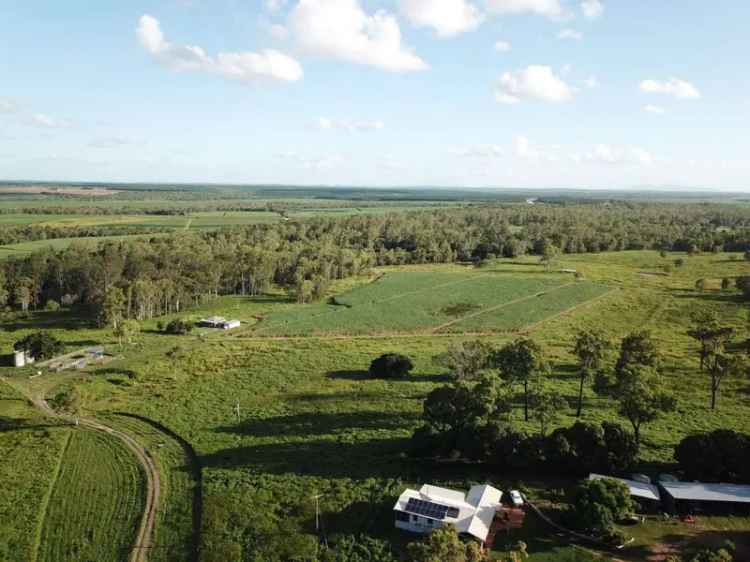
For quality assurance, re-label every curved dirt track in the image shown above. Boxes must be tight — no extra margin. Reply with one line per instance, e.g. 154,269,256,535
29,392,160,562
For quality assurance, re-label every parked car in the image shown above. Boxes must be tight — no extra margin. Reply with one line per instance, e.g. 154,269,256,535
509,490,524,507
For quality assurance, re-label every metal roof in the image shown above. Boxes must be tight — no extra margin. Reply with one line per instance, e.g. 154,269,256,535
394,484,503,542
659,482,750,503
588,473,661,501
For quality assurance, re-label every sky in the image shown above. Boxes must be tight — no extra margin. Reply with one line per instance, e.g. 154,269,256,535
1,0,749,191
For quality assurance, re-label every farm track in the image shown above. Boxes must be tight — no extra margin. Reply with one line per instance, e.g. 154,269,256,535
1,378,160,562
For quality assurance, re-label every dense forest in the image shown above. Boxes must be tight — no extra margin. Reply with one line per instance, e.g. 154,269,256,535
2,203,749,322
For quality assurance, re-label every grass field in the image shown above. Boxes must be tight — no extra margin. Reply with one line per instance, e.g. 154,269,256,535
2,250,750,561
0,384,69,562
250,270,608,336
37,428,144,562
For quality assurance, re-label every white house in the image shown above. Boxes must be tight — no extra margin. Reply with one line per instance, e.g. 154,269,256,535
199,316,241,330
393,484,503,544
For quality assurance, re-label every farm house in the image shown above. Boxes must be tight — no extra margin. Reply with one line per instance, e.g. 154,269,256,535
393,484,506,546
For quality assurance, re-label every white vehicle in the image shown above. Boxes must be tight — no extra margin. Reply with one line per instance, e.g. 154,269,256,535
509,490,524,507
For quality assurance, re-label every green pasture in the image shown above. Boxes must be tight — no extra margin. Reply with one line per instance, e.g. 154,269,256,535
1,251,750,560
251,270,607,336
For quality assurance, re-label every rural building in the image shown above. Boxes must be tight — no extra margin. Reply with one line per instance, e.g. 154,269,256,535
199,316,241,330
42,346,107,372
393,484,504,545
659,481,750,515
588,473,661,507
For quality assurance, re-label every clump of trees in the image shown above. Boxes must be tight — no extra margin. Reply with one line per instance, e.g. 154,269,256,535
163,318,194,335
675,429,750,483
369,354,414,379
13,332,65,361
571,478,633,537
406,524,487,562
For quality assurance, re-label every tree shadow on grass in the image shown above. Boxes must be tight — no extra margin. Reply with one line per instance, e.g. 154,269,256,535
670,291,745,305
199,437,412,479
1,310,94,331
326,370,452,384
327,370,370,381
215,410,421,439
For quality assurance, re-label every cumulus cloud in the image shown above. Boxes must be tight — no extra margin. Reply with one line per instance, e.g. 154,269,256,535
581,0,603,20
289,0,427,72
639,78,701,100
485,0,562,18
267,23,289,40
575,144,654,166
31,113,60,128
315,117,385,132
495,65,573,104
452,145,504,158
266,0,287,11
644,104,665,114
400,0,484,38
557,28,583,40
494,40,512,52
136,14,302,83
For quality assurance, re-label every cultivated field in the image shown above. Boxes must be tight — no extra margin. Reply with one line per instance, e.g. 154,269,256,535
251,270,609,336
37,428,144,562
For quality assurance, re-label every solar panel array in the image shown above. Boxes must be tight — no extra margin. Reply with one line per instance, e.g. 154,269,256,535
405,498,460,520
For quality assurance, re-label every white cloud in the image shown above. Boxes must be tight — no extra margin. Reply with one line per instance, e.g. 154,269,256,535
31,113,59,128
400,0,484,38
494,40,512,52
315,117,385,132
485,0,562,18
581,0,603,20
452,145,504,158
289,0,427,72
266,0,287,11
644,104,665,115
584,76,598,88
495,65,573,104
639,78,701,100
277,151,344,170
515,136,538,159
136,14,302,83
557,28,583,40
578,144,654,166
0,98,19,114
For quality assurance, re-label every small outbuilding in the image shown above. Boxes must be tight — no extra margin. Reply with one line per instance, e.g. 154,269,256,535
198,316,241,330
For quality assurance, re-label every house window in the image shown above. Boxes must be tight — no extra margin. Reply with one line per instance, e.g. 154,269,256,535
411,514,419,523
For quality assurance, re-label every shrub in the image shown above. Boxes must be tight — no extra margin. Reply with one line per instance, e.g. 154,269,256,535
164,319,194,335
675,430,750,482
44,299,60,311
369,353,414,379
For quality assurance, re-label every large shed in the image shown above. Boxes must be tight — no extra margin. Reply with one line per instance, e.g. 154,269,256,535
659,482,750,515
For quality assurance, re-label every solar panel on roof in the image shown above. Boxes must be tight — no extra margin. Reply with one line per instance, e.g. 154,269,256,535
405,498,458,520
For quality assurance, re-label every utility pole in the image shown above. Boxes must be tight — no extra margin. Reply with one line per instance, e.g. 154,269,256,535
234,400,241,422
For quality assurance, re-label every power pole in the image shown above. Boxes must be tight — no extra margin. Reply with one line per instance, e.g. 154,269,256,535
234,400,241,422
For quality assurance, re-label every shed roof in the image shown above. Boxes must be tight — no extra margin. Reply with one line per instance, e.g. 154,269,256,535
660,482,750,503
589,473,661,501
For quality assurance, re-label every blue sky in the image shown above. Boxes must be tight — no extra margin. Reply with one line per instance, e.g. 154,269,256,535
1,0,748,190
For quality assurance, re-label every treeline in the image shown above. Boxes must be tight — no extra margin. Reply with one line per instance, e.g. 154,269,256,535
0,225,170,246
2,203,750,322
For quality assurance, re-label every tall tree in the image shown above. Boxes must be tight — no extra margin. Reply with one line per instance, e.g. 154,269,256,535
708,353,746,410
101,286,126,330
611,365,676,445
529,386,567,436
615,331,659,374
433,340,493,381
492,338,550,421
573,330,610,417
